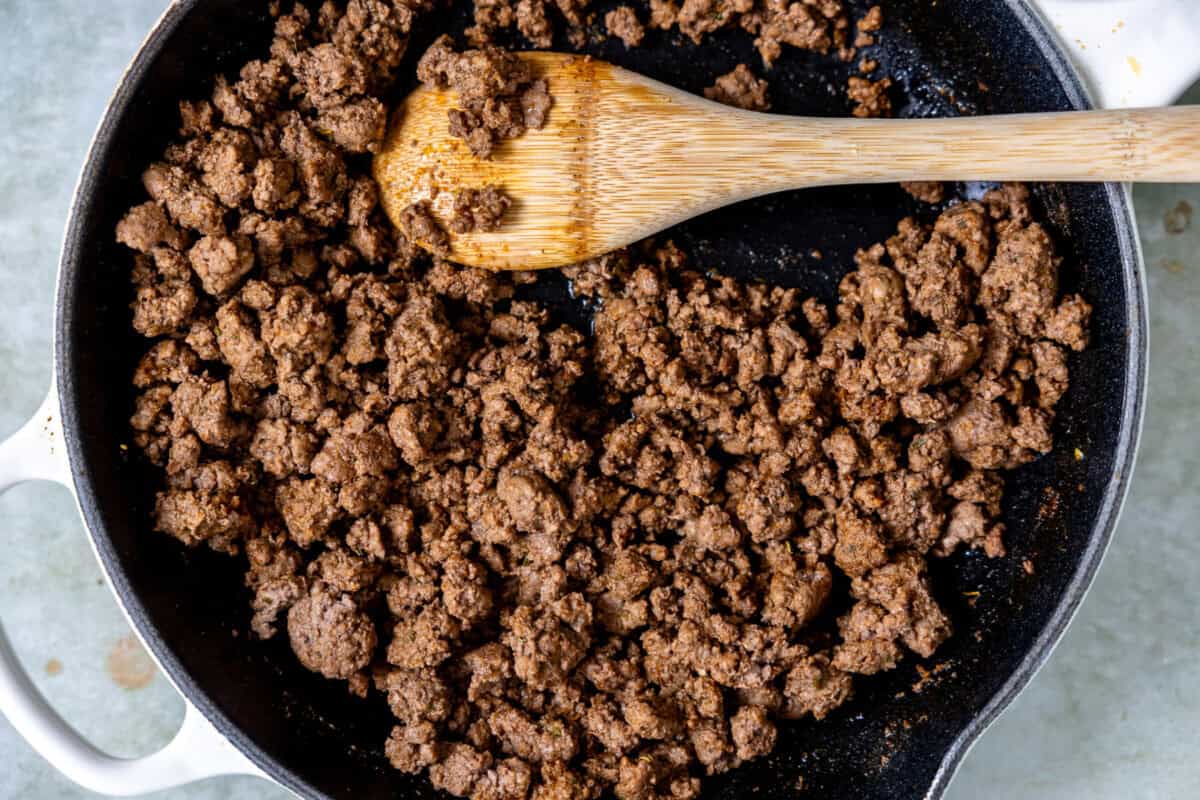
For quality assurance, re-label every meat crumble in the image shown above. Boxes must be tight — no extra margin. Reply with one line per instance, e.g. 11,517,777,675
450,185,513,233
118,2,1090,799
606,6,647,48
703,64,771,112
417,35,553,159
847,74,892,118
901,181,947,204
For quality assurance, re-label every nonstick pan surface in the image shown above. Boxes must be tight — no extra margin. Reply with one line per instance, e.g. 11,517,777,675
56,1,1144,798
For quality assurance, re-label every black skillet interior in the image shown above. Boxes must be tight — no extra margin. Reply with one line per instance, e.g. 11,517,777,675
58,1,1138,798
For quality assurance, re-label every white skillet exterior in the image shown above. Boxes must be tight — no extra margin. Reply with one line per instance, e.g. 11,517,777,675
1036,0,1200,109
0,0,1196,795
0,388,266,794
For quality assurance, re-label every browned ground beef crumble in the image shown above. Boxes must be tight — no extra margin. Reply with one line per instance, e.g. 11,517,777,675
400,199,454,254
847,74,892,118
119,2,1091,799
399,185,512,256
417,34,553,159
901,181,948,204
467,0,851,65
605,6,647,48
703,64,771,112
451,186,514,233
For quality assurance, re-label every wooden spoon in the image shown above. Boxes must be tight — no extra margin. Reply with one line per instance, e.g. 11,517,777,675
374,51,1200,271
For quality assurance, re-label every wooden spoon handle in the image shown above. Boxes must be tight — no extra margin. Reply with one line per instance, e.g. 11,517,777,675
375,51,1200,271
740,106,1200,189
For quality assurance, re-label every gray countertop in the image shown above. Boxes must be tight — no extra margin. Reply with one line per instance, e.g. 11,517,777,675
1,2,1196,798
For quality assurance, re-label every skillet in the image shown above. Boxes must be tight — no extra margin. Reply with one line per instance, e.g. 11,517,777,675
0,0,1188,797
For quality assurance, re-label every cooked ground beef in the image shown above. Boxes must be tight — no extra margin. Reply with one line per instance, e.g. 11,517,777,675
450,186,512,233
466,0,848,66
703,64,771,112
119,2,1089,799
854,4,883,47
400,200,452,254
902,181,947,204
417,35,552,159
606,6,647,48
848,74,892,118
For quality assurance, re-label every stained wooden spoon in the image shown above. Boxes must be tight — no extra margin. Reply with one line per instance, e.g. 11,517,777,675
374,51,1200,271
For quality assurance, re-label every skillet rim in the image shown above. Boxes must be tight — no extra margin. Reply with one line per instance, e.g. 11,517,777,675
52,1,1148,797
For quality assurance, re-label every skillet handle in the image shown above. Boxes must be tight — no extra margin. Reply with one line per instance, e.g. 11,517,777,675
1028,0,1200,108
0,387,266,795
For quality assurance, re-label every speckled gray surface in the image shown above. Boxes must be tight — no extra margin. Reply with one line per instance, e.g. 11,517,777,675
0,2,1196,798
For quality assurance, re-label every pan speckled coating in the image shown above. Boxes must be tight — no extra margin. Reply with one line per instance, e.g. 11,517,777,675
55,1,1145,798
